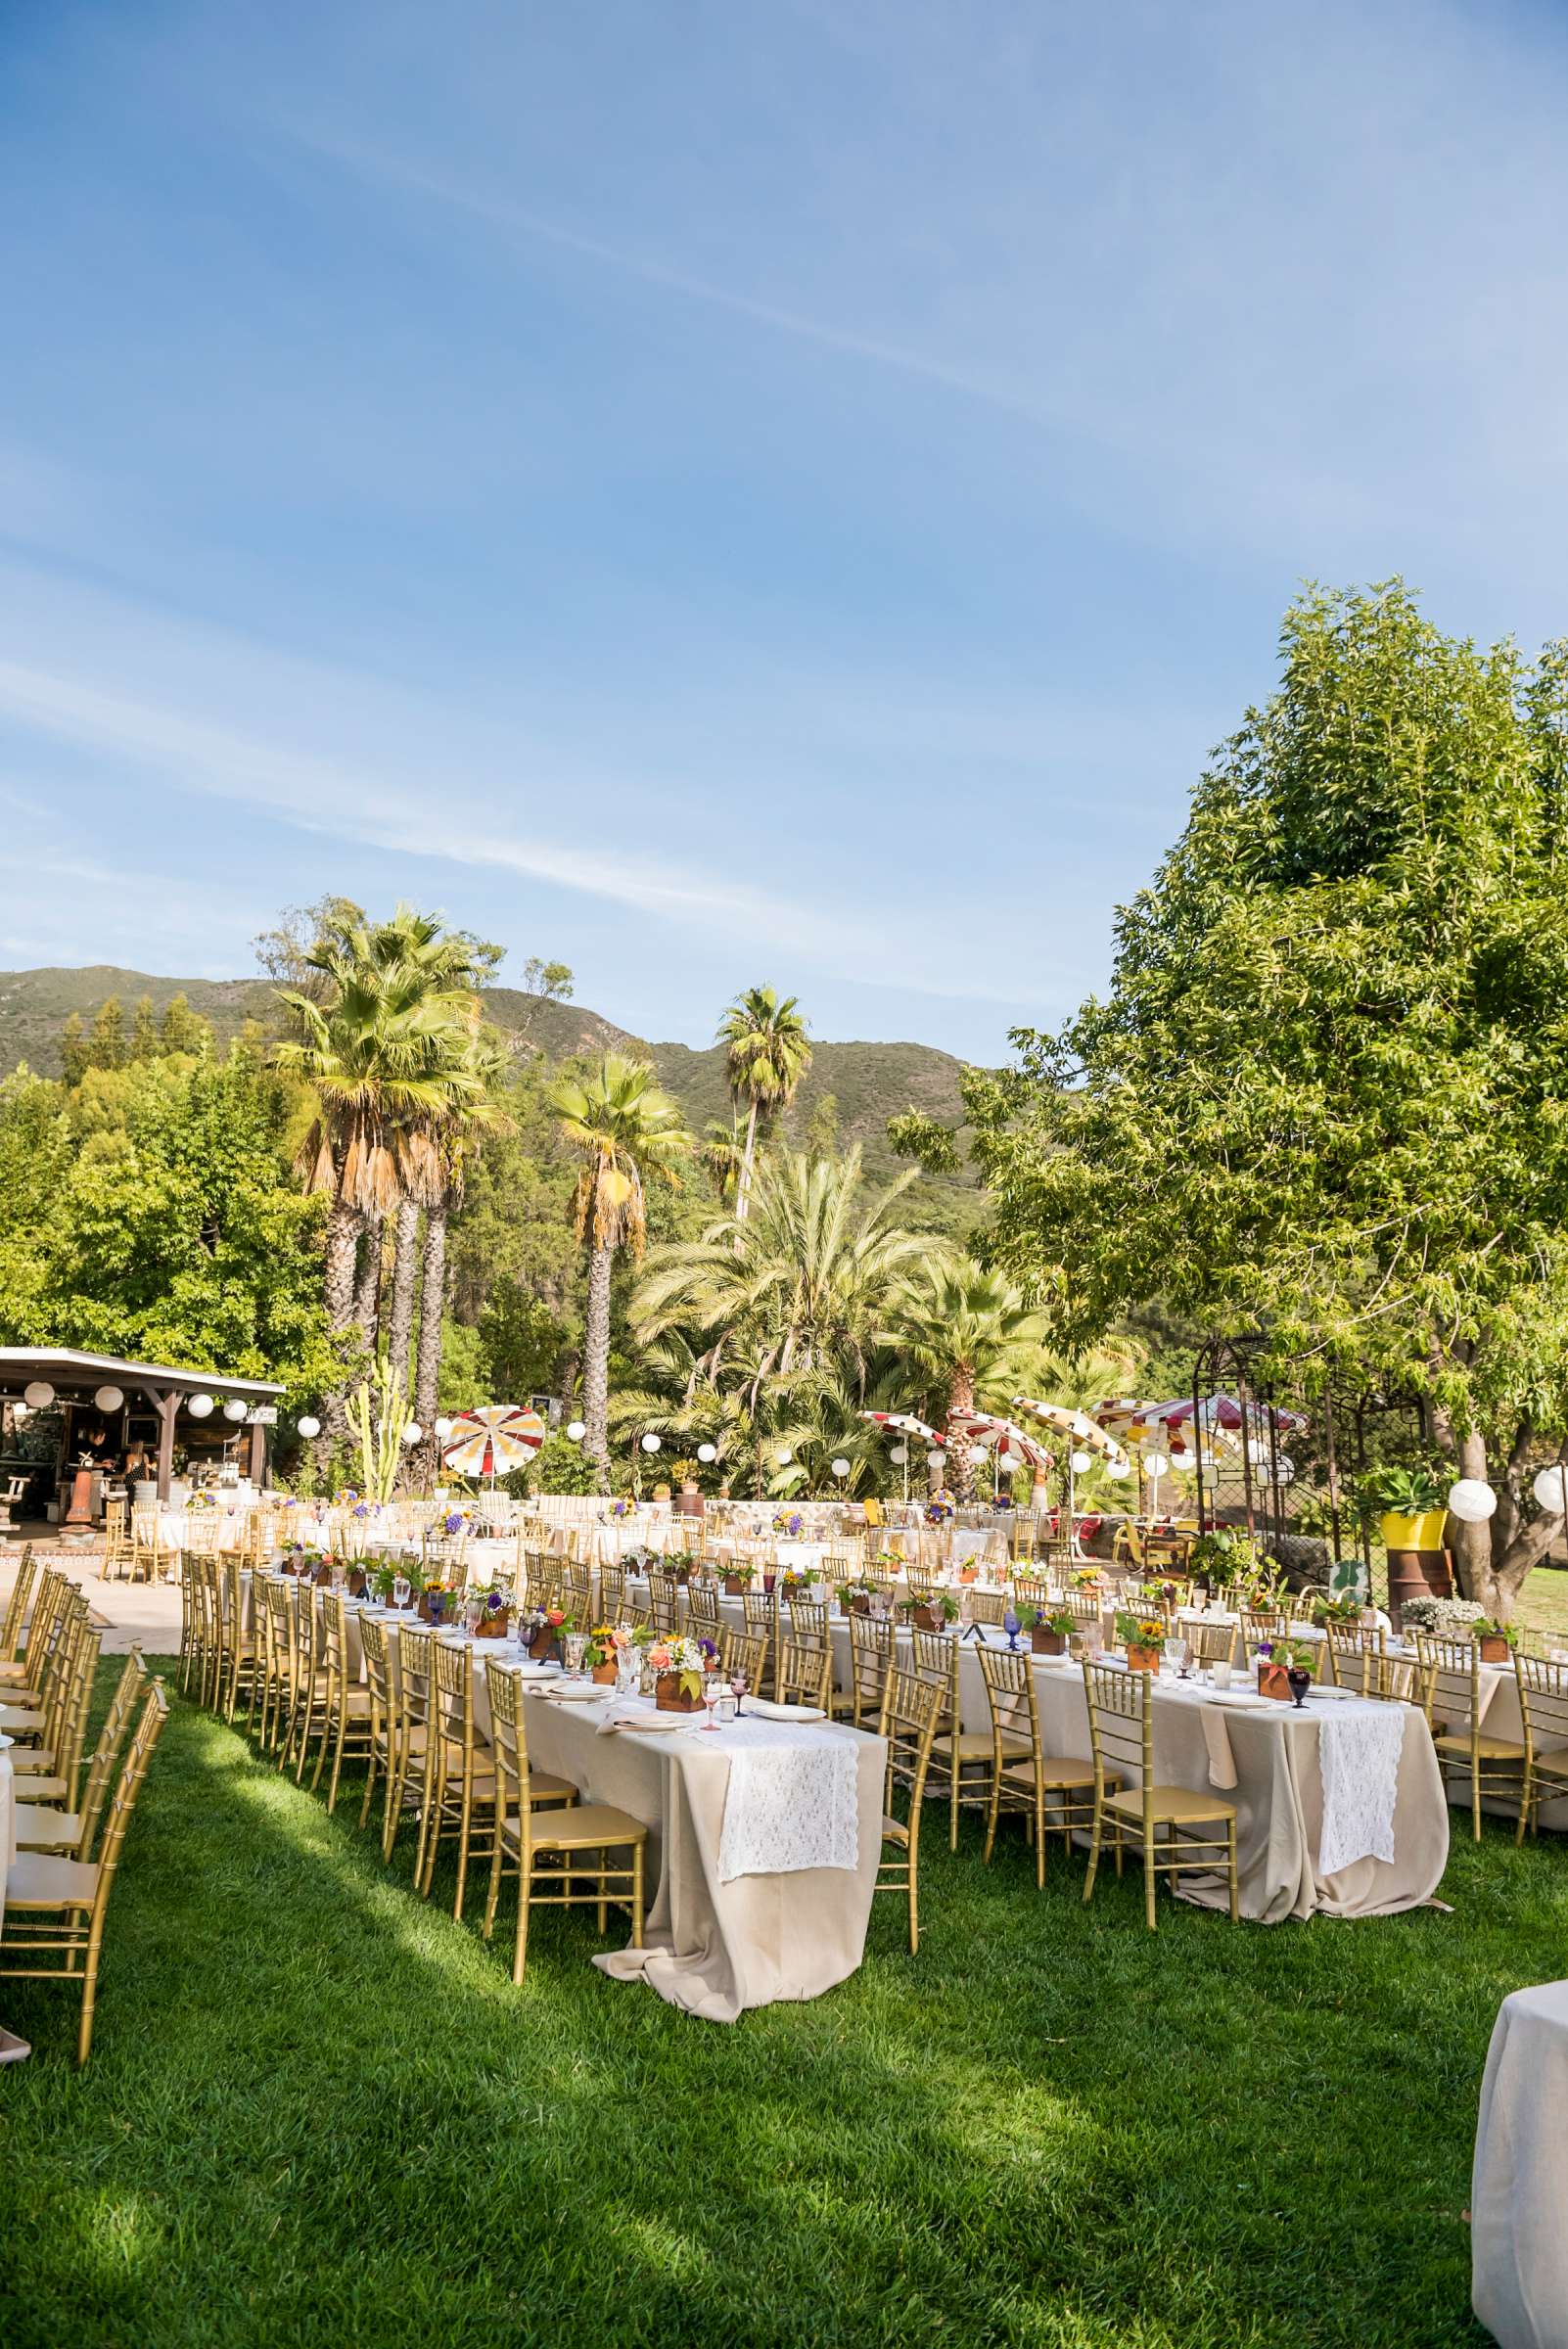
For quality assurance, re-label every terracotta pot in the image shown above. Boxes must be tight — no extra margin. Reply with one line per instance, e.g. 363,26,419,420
958,1563,979,1585
474,1611,512,1639
913,1604,944,1634
1386,1545,1453,1632
591,1659,619,1685
1257,1661,1295,1702
671,1565,693,1586
1479,1634,1511,1665
1126,1643,1160,1674
1031,1627,1067,1655
655,1671,701,1714
723,1575,747,1596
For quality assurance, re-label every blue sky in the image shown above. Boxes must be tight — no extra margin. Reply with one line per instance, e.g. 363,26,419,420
3,1,1567,1059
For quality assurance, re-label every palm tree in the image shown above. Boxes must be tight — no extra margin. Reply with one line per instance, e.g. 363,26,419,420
716,986,811,1226
274,904,493,1436
636,1145,927,1401
886,1257,1046,1499
412,1028,514,1450
700,1111,747,1208
550,1053,691,1489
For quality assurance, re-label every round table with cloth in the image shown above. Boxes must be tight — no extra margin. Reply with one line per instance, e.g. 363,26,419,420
1472,1980,1568,2349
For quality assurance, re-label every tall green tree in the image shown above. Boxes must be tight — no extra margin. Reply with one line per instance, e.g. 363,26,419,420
885,1257,1044,1497
716,986,811,1226
968,582,1568,1617
549,1053,691,1488
87,995,126,1072
130,994,159,1062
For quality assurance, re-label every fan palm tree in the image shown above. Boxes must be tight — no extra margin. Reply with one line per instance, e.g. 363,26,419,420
636,1145,927,1402
550,1053,691,1488
411,1027,516,1447
886,1257,1047,1499
700,1110,747,1208
716,986,811,1225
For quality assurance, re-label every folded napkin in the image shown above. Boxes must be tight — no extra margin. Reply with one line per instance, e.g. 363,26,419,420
595,1703,699,1735
742,1697,826,1723
544,1681,610,1703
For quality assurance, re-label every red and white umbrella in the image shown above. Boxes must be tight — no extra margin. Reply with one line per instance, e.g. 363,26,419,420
1011,1395,1129,1467
441,1405,547,1480
859,1409,943,1447
944,1406,1053,1472
1093,1395,1306,1461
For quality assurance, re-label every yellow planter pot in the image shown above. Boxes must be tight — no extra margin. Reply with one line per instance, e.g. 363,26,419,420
1380,1509,1449,1553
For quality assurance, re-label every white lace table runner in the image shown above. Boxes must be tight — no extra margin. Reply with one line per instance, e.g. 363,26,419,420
715,1721,859,1883
1316,1701,1406,1874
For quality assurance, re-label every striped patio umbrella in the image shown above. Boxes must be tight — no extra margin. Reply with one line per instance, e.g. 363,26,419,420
1093,1395,1306,1461
858,1409,944,1447
441,1405,547,1480
944,1406,1053,1472
1010,1395,1129,1467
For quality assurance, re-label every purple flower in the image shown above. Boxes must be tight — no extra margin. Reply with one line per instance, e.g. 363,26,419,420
444,1511,465,1535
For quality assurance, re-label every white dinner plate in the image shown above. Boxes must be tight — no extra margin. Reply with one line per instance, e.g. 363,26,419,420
1206,1688,1271,1708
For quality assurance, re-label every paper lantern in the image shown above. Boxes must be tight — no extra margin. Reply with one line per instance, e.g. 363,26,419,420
296,1414,321,1441
223,1398,248,1423
1143,1451,1170,1478
566,1420,586,1443
1447,1478,1497,1524
889,1443,909,1465
434,1416,453,1441
831,1456,851,1479
1070,1451,1092,1475
401,1422,423,1446
928,1448,946,1469
1533,1465,1568,1512
775,1446,793,1466
188,1393,214,1419
94,1385,124,1412
23,1381,54,1410
1105,1458,1131,1480
696,1442,717,1463
641,1434,662,1453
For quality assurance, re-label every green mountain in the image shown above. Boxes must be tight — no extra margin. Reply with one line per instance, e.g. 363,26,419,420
0,964,975,1194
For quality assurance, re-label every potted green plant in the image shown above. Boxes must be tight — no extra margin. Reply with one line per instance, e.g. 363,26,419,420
721,1557,756,1596
472,1587,513,1639
1116,1611,1165,1671
837,1581,874,1616
1357,1464,1451,1554
912,1591,959,1633
1257,1636,1315,1700
1030,1605,1075,1657
1469,1618,1517,1665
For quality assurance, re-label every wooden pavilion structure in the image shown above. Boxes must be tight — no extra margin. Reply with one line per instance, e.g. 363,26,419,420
0,1348,284,1504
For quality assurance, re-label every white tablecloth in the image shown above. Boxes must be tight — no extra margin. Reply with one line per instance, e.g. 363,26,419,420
1473,1980,1568,2349
0,1737,14,1933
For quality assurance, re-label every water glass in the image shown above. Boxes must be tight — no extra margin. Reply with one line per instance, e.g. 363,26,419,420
564,1631,587,1677
392,1573,411,1611
1212,1660,1232,1690
702,1674,724,1731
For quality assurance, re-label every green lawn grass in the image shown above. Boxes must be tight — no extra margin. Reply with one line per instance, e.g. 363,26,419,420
2,1658,1559,2349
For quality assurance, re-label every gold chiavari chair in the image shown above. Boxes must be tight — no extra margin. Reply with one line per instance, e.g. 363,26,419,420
194,1553,224,1712
964,1588,1009,1627
598,1562,628,1623
1515,1655,1568,1844
1323,1622,1385,1695
647,1571,680,1638
1067,1589,1104,1630
308,1592,375,1814
1186,1620,1239,1671
425,1647,577,1919
975,1645,1100,1888
357,1612,398,1843
15,1649,147,1855
176,1552,200,1694
257,1579,295,1754
0,1679,168,2064
562,1561,592,1619
481,1661,646,1985
1360,1647,1437,1721
849,1613,896,1730
3,1597,96,1793
907,1628,1031,1852
742,1591,777,1694
270,1578,313,1773
1238,1604,1289,1647
0,1557,57,1698
1417,1635,1528,1840
0,1546,39,1680
685,1580,720,1637
100,1498,134,1583
286,1580,336,1781
1081,1662,1239,1930
874,1667,944,1955
777,1635,833,1712
130,1506,166,1585
384,1624,438,1865
716,1626,766,1689
217,1557,260,1726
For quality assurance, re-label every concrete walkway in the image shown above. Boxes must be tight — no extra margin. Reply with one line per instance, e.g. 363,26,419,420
1,1539,180,1657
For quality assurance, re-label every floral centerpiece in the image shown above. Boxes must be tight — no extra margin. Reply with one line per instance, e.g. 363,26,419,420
335,1488,361,1509
1074,1565,1103,1592
1030,1605,1075,1656
522,1605,572,1661
585,1623,633,1684
908,1590,959,1632
419,1581,465,1626
925,1497,954,1526
609,1497,636,1520
433,1508,471,1539
1115,1611,1166,1671
473,1585,513,1638
720,1556,757,1593
646,1633,717,1712
837,1580,875,1615
371,1560,422,1604
1400,1595,1514,1658
1256,1636,1315,1701
188,1488,216,1512
771,1510,805,1538
1309,1593,1363,1628
663,1547,700,1585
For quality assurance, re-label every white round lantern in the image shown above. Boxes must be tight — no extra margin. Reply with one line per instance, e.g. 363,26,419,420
23,1381,54,1411
1143,1451,1170,1478
774,1446,793,1466
641,1433,662,1454
889,1443,909,1465
566,1419,586,1443
1071,1451,1092,1475
967,1445,989,1468
187,1393,214,1419
401,1421,423,1446
223,1398,248,1423
1533,1465,1568,1512
434,1416,453,1441
830,1456,851,1479
1105,1457,1131,1480
1447,1478,1498,1524
296,1414,321,1441
696,1442,717,1463
928,1448,945,1469
94,1385,124,1413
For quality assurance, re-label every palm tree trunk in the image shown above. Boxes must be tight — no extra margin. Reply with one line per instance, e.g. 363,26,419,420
946,1366,975,1500
582,1241,614,1491
386,1200,420,1387
353,1213,384,1340
414,1196,449,1439
324,1197,360,1331
733,1096,760,1239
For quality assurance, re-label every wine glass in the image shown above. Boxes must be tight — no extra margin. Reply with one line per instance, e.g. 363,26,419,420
392,1572,411,1612
730,1667,748,1719
703,1674,724,1731
1287,1665,1312,1708
465,1594,482,1637
1163,1636,1185,1681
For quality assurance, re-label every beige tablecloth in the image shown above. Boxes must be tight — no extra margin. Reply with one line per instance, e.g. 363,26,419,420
0,1738,14,1933
1472,1979,1568,2349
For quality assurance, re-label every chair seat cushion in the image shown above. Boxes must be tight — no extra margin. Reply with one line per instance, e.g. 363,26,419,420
6,1849,99,1909
0,1681,43,1706
1435,1733,1526,1761
1105,1784,1236,1824
8,1747,57,1773
514,1801,646,1852
1000,1757,1102,1789
18,1773,66,1802
527,1772,577,1805
14,1803,79,1850
0,1707,45,1733
937,1729,1032,1761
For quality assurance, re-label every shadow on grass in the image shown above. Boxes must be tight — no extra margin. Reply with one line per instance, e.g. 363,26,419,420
2,1662,1547,2348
